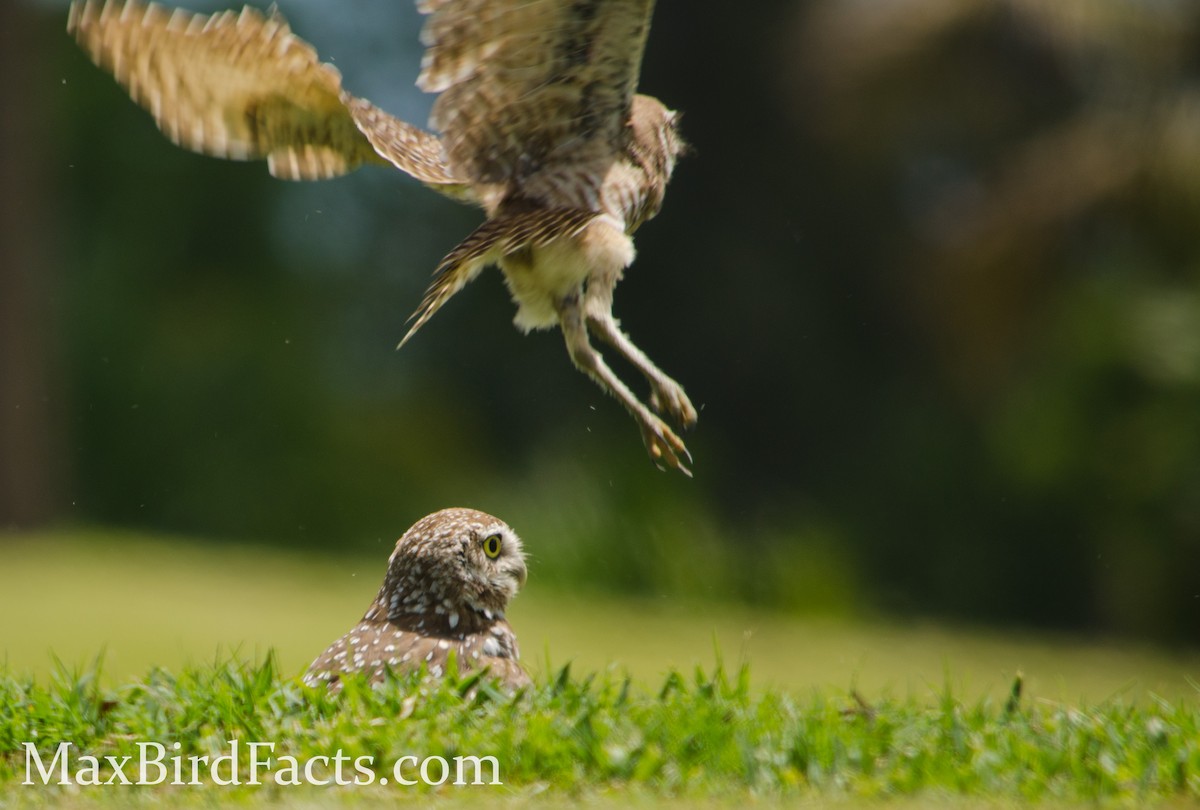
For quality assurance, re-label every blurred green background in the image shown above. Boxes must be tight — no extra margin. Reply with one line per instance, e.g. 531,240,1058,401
2,0,1199,651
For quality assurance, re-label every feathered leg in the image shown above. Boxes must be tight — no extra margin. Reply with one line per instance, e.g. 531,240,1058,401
558,293,692,476
582,291,697,430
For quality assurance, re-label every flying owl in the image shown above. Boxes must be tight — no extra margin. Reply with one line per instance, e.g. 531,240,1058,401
303,508,530,691
67,0,697,475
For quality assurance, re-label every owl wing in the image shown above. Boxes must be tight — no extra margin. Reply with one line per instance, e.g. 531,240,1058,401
303,621,530,691
398,207,598,348
416,0,657,185
303,623,443,689
67,0,465,191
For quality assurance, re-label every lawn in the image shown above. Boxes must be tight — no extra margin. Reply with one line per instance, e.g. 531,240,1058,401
1,528,1198,807
2,528,1196,700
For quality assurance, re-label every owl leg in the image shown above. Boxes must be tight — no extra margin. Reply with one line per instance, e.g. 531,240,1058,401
557,294,692,476
583,304,697,430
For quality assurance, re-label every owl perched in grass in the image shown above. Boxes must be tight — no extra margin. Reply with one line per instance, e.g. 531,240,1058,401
68,0,696,474
303,508,530,691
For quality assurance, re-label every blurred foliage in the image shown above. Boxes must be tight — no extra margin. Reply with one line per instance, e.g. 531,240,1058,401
4,0,1200,641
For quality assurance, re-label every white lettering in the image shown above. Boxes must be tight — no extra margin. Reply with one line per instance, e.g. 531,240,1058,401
454,755,502,785
392,755,419,786
104,755,133,785
331,750,353,786
303,755,330,786
420,755,449,786
353,755,375,785
274,755,302,786
211,739,239,786
22,742,71,785
246,742,273,786
75,755,102,786
169,743,187,785
138,742,167,785
187,754,209,786
20,740,504,789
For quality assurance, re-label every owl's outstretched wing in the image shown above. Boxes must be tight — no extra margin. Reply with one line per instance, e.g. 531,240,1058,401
416,0,656,185
67,0,465,190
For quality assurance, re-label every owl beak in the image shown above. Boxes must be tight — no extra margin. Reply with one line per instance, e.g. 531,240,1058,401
510,559,528,590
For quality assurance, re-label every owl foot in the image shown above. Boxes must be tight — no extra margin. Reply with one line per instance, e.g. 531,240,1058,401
649,380,697,429
640,414,693,477
583,306,698,446
562,295,695,475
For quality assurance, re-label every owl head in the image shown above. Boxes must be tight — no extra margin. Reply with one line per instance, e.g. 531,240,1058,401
383,507,527,627
630,93,687,178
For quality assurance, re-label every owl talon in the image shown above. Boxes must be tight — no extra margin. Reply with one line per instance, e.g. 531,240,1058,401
69,0,691,478
640,416,692,477
649,383,698,429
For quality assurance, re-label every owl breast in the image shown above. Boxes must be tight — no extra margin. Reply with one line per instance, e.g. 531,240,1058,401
500,215,635,332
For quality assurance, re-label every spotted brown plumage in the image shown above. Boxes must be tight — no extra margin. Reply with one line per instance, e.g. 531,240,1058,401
303,508,530,691
68,0,696,474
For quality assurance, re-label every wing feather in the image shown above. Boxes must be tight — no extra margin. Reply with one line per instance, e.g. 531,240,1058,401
68,0,464,189
341,96,472,194
415,0,656,185
399,207,597,347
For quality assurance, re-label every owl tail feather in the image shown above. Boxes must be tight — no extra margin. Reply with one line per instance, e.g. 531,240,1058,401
397,208,597,349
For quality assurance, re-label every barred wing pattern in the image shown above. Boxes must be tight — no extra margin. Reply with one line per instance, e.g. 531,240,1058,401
418,0,656,186
67,0,463,187
68,0,695,474
399,207,598,347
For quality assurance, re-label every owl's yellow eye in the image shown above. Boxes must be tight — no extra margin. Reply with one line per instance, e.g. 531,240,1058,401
482,533,503,559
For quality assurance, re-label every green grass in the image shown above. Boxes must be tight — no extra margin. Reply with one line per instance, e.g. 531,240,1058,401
1,527,1199,806
3,528,1198,701
0,657,1198,806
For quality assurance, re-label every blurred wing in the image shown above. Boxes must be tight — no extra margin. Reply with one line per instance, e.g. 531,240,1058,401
416,0,656,184
342,96,471,192
399,207,597,347
68,0,463,189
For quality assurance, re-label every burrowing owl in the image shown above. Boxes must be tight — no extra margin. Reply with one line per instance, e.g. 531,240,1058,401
68,0,696,474
303,508,529,691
